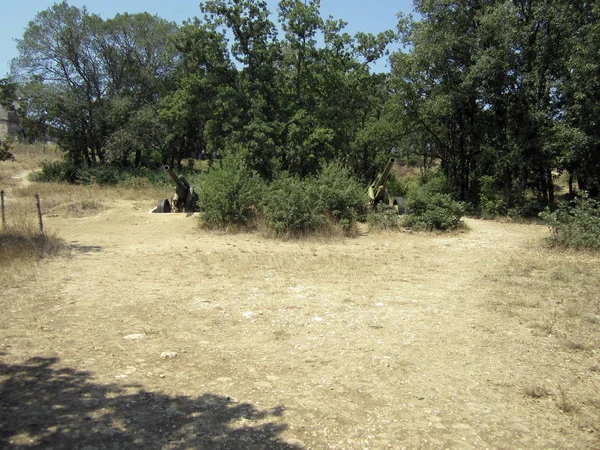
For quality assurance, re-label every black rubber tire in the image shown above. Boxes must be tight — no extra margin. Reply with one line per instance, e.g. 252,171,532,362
185,187,194,212
157,198,171,213
393,196,405,215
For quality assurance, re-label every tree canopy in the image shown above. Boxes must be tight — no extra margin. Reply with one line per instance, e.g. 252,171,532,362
9,0,600,209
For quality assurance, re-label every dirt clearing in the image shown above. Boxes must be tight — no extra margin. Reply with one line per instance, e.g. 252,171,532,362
1,194,599,449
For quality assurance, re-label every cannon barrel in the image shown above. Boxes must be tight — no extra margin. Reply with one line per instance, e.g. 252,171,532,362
376,157,395,187
369,157,396,202
164,165,189,190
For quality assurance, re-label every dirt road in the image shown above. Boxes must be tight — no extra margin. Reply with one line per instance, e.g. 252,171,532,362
1,200,598,449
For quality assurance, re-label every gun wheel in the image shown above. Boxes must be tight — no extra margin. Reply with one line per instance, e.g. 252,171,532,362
185,187,194,212
393,197,405,215
157,198,171,213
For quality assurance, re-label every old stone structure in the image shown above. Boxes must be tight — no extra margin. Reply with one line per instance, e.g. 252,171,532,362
0,106,21,139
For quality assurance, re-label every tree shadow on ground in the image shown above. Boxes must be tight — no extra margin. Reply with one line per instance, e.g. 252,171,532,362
0,357,300,449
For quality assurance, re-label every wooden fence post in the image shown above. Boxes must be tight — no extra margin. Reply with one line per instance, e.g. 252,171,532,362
1,190,5,230
35,193,44,235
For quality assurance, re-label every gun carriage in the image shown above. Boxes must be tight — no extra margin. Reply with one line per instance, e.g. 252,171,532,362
156,165,198,213
368,157,405,214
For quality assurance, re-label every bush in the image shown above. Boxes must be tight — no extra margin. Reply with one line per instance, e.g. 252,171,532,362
313,161,367,230
539,194,600,249
30,160,77,183
385,173,409,199
403,175,465,231
261,174,326,236
198,157,264,228
478,175,507,219
0,137,15,162
367,202,402,230
76,165,122,185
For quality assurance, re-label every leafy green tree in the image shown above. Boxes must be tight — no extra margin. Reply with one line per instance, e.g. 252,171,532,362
278,0,321,108
201,0,283,177
559,2,600,197
390,0,590,209
0,77,18,111
159,20,234,167
12,2,176,168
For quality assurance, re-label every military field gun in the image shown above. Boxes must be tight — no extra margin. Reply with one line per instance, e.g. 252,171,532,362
368,157,405,214
156,165,198,213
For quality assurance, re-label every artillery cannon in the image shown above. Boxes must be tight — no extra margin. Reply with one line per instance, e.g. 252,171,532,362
156,165,198,213
368,157,405,214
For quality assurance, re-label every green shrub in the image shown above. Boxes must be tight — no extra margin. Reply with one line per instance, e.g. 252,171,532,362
30,160,77,183
367,202,402,230
385,173,409,198
0,137,15,162
261,174,325,236
403,175,465,231
420,172,453,195
76,165,123,185
198,157,264,228
539,194,600,249
313,161,367,230
478,175,507,219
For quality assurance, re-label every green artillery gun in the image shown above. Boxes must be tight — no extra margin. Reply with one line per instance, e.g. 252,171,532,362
368,157,405,214
156,165,198,213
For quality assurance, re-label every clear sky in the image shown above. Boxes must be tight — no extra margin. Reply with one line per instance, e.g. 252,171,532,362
0,0,415,77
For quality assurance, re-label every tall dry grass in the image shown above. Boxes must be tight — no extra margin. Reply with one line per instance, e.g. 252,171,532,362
483,248,600,346
482,247,600,427
0,143,169,285
0,141,62,187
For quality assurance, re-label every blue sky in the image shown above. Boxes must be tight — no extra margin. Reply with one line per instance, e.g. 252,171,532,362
0,0,415,77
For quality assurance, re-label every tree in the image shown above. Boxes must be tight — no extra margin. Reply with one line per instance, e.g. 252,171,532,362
559,2,600,197
159,20,235,166
0,77,18,111
200,0,283,178
389,0,589,208
12,2,176,168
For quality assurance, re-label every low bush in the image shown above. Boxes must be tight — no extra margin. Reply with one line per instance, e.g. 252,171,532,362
313,161,367,230
403,175,465,231
31,160,77,183
539,194,600,249
0,137,15,162
261,174,325,236
76,165,123,185
367,202,402,230
198,156,264,228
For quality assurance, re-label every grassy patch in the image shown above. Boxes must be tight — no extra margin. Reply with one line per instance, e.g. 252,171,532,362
523,384,551,399
0,142,62,187
0,224,67,286
481,246,599,422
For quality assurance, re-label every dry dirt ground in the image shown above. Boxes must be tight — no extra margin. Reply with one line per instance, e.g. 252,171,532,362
1,191,599,448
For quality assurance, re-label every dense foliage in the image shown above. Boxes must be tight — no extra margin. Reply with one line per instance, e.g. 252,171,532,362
260,163,366,236
391,0,600,206
198,156,264,227
402,174,465,231
7,0,600,237
540,195,600,249
0,138,15,162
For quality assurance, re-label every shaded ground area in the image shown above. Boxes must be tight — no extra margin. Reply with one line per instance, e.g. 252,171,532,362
1,200,599,449
0,356,296,449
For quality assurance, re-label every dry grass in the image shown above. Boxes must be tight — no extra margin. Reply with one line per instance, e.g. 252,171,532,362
523,384,551,399
0,224,67,286
0,142,62,187
482,247,600,425
0,143,171,286
484,249,600,343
